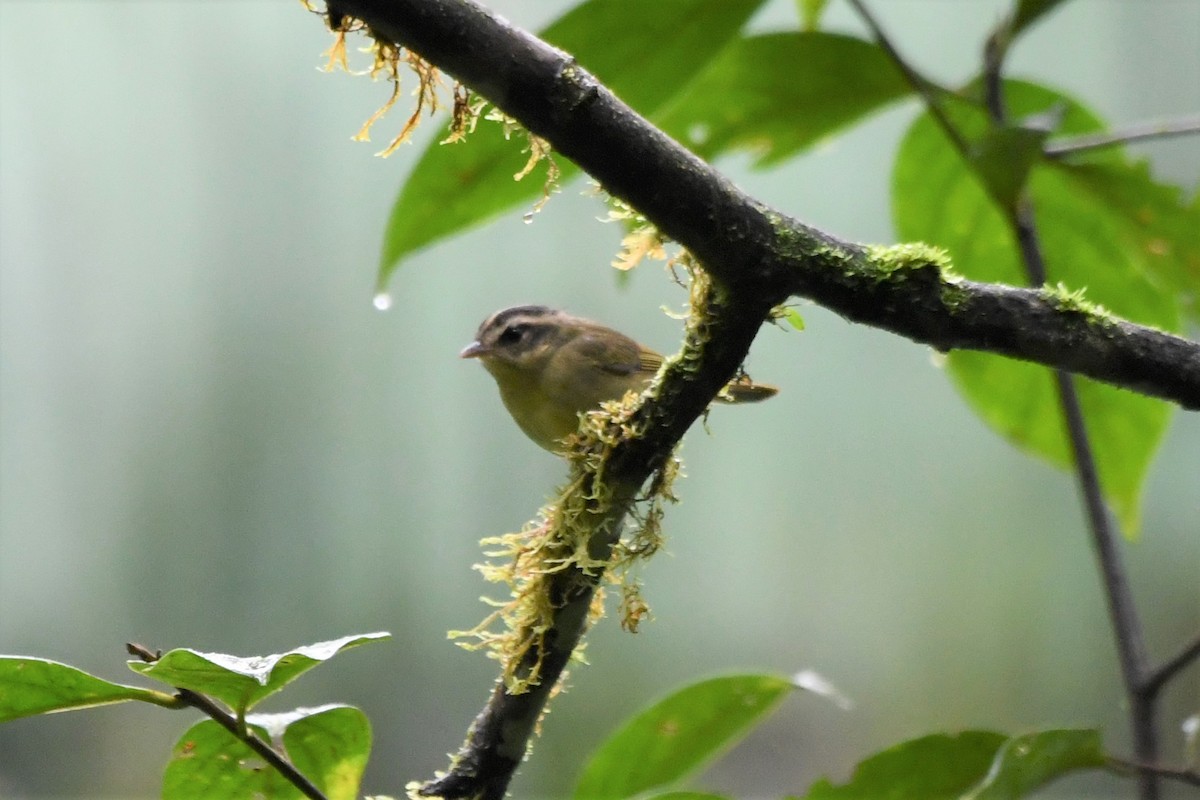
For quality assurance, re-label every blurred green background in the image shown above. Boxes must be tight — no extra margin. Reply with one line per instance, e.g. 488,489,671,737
1,1,1197,798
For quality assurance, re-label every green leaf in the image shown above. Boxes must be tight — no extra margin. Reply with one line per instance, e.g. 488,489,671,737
282,706,371,800
947,352,1169,535
783,307,806,331
573,673,794,800
277,705,373,800
965,729,1106,799
646,793,730,800
892,81,1177,535
162,705,370,800
0,656,174,721
799,729,1104,799
379,0,768,285
1053,160,1200,319
800,731,1008,798
968,124,1051,209
128,632,389,716
162,718,295,800
657,33,911,168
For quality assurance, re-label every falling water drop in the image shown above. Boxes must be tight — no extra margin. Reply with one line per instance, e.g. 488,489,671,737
522,211,535,224
372,292,393,311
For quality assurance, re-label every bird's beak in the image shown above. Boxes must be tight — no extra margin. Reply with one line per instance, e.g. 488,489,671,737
459,340,488,359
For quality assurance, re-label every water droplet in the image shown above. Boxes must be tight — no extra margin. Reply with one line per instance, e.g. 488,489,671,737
372,292,393,311
522,211,535,224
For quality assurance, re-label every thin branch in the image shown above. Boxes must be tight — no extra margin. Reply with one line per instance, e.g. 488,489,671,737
979,37,1161,800
1051,366,1159,799
847,0,970,155
1012,170,1156,744
1143,630,1200,696
126,643,328,800
1047,115,1200,157
1109,757,1200,790
981,32,1008,130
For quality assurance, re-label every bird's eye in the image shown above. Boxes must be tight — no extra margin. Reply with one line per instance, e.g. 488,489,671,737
498,325,525,345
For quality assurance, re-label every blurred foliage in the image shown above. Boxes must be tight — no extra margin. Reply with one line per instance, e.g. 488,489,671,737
378,0,769,283
2,636,383,800
893,81,1188,535
573,674,794,800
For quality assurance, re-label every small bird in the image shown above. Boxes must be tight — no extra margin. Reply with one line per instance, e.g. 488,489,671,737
461,305,777,451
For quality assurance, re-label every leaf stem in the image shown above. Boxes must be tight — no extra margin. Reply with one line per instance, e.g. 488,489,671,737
125,643,328,800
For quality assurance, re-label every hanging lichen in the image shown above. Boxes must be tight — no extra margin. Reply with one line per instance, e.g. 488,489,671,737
448,382,679,693
310,0,561,219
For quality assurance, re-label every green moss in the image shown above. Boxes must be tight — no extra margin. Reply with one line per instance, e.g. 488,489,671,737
766,212,855,264
935,267,972,313
1040,282,1113,323
939,284,972,312
770,212,973,316
863,242,952,280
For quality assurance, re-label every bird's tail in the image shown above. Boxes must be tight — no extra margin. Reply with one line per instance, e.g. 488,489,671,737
715,374,779,404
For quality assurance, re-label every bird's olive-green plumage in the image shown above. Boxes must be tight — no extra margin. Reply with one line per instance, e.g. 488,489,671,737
462,305,776,452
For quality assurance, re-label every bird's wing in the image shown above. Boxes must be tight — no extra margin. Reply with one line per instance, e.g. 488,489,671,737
574,330,662,377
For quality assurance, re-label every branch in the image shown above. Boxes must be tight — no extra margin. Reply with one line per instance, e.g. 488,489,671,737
126,643,328,800
420,285,774,800
1143,630,1200,696
1047,115,1200,157
323,0,1200,408
421,484,639,800
977,29,1161,800
311,2,1200,797
847,0,968,154
1109,758,1200,790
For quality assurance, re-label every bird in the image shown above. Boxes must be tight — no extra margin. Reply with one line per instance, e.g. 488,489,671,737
461,305,776,451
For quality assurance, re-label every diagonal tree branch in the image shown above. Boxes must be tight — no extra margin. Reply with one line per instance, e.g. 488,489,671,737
420,283,774,800
314,2,1200,797
322,0,1200,408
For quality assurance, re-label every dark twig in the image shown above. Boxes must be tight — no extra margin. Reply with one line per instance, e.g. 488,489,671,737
891,3,1189,796
125,643,328,800
1109,757,1200,790
1047,115,1200,157
847,0,969,155
978,27,1162,800
1050,361,1159,800
1143,630,1200,697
